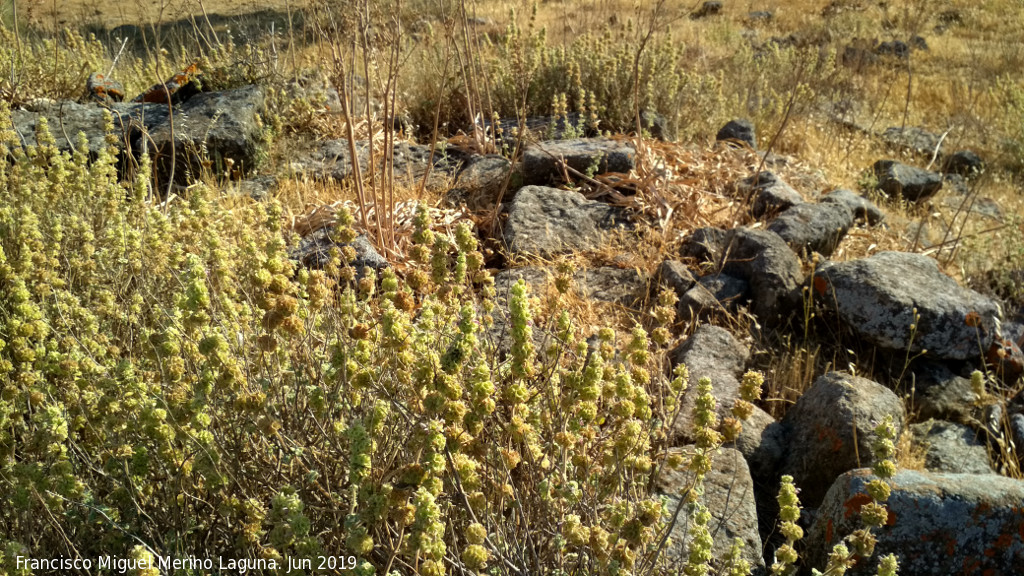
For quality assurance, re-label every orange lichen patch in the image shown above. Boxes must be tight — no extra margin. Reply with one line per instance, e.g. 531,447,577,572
826,518,834,543
843,493,873,519
965,311,982,327
813,275,828,297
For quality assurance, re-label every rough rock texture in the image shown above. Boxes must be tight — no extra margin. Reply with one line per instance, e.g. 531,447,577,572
446,155,516,209
657,448,765,574
502,186,627,257
815,252,1001,360
289,230,388,279
696,228,804,322
910,420,994,474
805,469,1024,575
716,118,757,148
821,189,885,226
736,172,804,218
521,138,635,186
657,260,697,298
781,372,906,507
11,100,167,160
667,326,747,420
677,282,725,322
668,325,775,457
144,85,267,182
907,360,978,423
942,149,984,177
679,226,729,262
298,139,465,190
694,274,749,307
768,201,854,257
872,160,944,202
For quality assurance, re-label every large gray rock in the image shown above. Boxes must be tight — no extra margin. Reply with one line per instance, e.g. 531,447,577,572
677,274,749,322
805,469,1024,575
501,186,627,257
821,189,885,226
768,201,854,257
11,100,167,161
736,172,803,218
942,149,984,177
781,372,906,507
716,119,757,148
682,228,804,322
657,448,765,574
144,85,268,183
910,420,994,474
872,160,943,202
720,229,804,322
656,260,697,298
907,360,978,423
668,325,775,451
297,139,465,190
289,230,388,280
815,252,1001,360
446,154,516,209
522,138,635,186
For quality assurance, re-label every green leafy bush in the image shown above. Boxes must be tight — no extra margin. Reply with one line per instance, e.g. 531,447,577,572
0,103,896,576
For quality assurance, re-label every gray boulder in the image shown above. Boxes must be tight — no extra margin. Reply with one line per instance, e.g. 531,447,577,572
814,251,1000,360
678,274,749,322
502,186,627,257
781,372,906,507
657,448,765,574
805,469,1024,575
668,325,776,453
942,149,984,177
289,230,388,280
680,227,804,322
910,420,993,474
11,100,167,161
768,201,854,257
299,139,464,191
872,160,943,202
521,138,635,186
907,360,978,423
656,260,697,298
144,85,268,183
821,189,885,226
716,119,757,148
446,155,516,210
679,226,729,263
736,172,803,218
